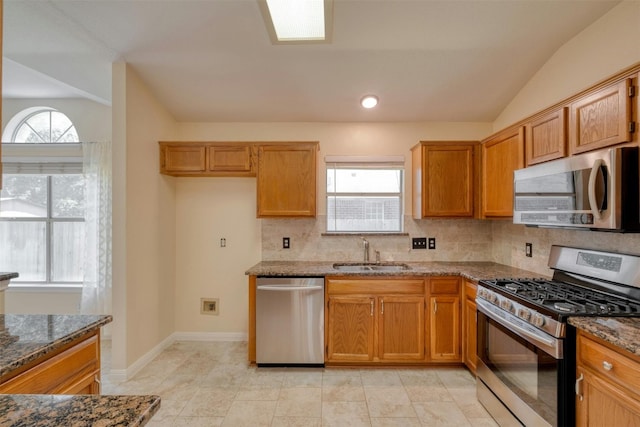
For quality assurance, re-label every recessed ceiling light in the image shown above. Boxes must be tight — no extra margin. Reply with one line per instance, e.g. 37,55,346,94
361,95,379,109
259,0,333,43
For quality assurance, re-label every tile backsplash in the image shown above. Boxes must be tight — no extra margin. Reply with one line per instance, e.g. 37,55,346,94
262,215,493,263
262,215,640,277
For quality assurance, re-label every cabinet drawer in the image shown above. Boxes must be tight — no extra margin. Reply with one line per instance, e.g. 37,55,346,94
464,280,477,300
327,279,425,295
577,333,640,393
430,277,460,295
0,334,100,394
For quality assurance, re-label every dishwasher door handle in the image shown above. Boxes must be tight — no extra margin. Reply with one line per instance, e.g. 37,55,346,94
257,285,324,291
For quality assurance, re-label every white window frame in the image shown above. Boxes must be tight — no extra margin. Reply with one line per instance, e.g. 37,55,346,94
326,156,405,233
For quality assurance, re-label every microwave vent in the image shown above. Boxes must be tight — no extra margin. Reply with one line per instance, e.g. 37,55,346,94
515,197,574,211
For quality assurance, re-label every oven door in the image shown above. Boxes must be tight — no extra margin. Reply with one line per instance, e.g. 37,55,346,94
476,299,569,427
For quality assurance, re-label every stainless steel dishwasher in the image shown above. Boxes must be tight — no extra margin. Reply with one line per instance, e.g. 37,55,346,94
256,277,324,366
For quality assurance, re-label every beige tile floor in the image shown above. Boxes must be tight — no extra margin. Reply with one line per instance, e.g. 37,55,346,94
101,341,498,426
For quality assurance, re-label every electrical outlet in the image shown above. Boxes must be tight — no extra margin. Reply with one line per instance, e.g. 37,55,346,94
412,237,427,249
525,242,533,257
220,238,226,247
428,237,436,250
283,237,290,249
201,298,220,315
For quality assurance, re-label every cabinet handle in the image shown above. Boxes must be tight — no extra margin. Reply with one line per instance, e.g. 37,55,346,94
603,361,613,371
381,299,384,315
95,375,102,394
575,373,584,401
370,300,374,316
434,301,438,314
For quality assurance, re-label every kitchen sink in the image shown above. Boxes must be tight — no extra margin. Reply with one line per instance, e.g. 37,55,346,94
332,263,411,272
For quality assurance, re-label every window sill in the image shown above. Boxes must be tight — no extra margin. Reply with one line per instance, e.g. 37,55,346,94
7,284,82,293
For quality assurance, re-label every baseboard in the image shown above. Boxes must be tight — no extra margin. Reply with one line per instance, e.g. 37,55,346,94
173,331,247,342
107,331,247,382
108,333,175,383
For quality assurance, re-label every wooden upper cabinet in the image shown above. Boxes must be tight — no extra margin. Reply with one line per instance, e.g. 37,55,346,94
525,107,568,166
257,142,317,217
208,145,253,173
412,141,478,218
570,79,633,155
159,141,255,177
481,126,525,218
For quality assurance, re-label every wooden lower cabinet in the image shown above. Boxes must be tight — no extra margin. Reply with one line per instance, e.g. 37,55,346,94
429,277,461,362
326,278,426,364
0,332,101,395
576,330,640,426
462,280,477,374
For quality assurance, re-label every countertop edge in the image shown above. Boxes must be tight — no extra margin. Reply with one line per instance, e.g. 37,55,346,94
569,317,640,357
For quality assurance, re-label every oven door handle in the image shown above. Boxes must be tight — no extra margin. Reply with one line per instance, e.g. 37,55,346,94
477,299,563,359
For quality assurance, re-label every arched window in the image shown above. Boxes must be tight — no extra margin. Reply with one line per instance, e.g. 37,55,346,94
0,107,84,286
3,107,79,143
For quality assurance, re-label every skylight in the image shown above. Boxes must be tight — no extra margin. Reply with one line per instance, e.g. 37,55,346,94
260,0,333,43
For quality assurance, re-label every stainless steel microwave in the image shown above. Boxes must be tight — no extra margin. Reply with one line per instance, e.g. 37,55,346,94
513,146,639,231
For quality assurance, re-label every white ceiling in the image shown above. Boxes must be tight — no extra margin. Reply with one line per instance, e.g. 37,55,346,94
2,0,620,123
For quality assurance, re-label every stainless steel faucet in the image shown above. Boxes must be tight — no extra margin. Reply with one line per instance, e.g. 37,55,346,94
361,237,369,262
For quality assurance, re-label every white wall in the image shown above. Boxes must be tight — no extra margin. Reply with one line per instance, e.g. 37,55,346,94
494,0,640,130
111,63,178,373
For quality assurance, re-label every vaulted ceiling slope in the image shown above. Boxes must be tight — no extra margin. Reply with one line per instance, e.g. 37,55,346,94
2,0,620,123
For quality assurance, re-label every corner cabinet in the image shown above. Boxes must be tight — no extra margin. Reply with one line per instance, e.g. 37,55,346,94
256,142,318,218
325,277,426,364
481,126,525,218
428,277,461,362
575,330,640,426
159,141,255,177
570,79,633,155
411,141,478,218
462,279,477,374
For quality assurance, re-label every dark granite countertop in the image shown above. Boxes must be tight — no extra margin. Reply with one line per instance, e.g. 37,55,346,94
0,314,113,379
569,317,640,357
0,394,160,427
245,261,543,282
0,273,19,282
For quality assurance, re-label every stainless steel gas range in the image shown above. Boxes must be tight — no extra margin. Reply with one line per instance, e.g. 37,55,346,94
476,245,640,427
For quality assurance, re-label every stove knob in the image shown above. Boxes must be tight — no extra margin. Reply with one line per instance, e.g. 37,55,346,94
500,299,512,312
488,293,499,304
518,308,531,321
478,289,486,299
533,314,546,328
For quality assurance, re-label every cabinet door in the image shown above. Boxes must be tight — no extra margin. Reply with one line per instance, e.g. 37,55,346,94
570,79,632,155
413,142,477,218
257,143,317,217
208,144,253,173
462,280,477,374
160,145,206,174
429,295,461,362
576,368,640,427
327,296,375,362
378,296,425,362
525,107,567,166
481,127,525,218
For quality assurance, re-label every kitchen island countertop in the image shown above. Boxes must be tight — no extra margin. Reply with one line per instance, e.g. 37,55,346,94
246,260,543,282
0,394,160,427
0,314,160,426
569,317,640,357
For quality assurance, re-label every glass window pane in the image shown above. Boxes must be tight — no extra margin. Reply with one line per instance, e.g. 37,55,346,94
0,175,48,218
51,112,79,142
327,196,401,232
52,175,85,218
0,221,47,281
331,169,401,193
52,222,85,282
25,111,52,142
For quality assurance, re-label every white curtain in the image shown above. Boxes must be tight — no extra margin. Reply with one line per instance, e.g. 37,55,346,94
80,141,112,315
